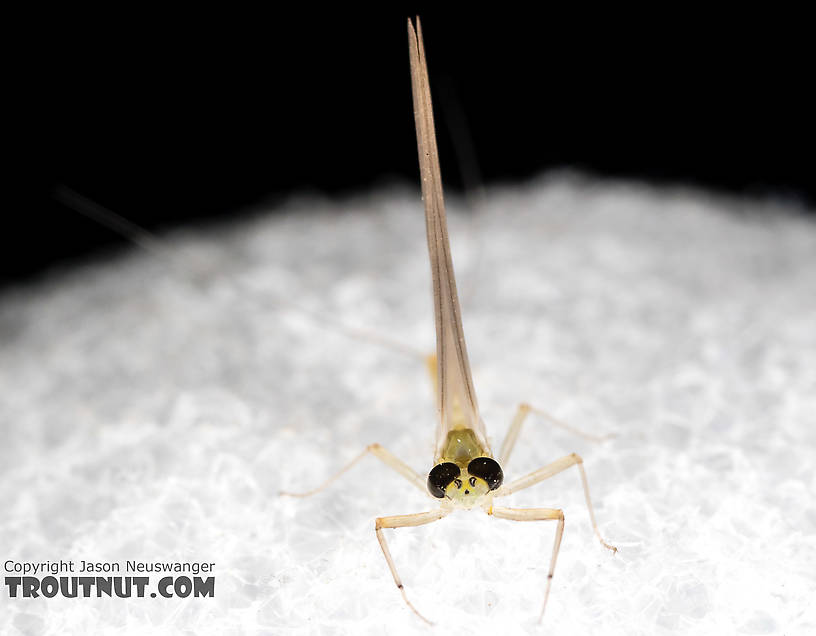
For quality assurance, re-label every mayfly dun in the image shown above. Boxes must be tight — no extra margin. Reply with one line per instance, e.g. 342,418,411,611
281,17,617,624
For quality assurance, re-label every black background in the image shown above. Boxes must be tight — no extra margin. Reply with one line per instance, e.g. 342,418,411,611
8,8,813,287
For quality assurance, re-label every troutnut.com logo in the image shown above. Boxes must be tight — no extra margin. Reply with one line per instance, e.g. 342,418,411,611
4,560,215,598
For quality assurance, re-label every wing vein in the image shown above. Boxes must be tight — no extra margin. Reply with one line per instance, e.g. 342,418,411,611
407,17,489,460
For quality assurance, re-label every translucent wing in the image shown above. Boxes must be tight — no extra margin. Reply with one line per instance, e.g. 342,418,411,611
407,18,490,462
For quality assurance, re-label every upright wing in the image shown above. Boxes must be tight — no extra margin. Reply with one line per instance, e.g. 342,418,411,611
407,17,490,462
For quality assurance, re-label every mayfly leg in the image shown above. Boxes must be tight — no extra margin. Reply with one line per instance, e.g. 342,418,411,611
375,507,451,626
499,403,614,467
282,14,618,625
279,443,427,497
494,452,617,553
496,403,617,551
486,401,617,620
490,506,565,623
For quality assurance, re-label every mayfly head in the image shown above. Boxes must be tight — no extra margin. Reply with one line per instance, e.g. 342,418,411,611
427,457,504,509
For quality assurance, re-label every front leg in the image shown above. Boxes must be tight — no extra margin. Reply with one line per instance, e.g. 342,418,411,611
375,508,451,625
495,453,617,553
489,505,565,623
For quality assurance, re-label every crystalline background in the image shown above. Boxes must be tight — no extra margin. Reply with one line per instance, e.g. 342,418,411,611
1,175,815,635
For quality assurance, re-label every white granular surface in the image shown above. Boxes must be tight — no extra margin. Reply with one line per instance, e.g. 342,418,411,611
1,175,814,635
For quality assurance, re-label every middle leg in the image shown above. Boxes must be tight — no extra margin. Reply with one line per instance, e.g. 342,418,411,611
494,453,617,553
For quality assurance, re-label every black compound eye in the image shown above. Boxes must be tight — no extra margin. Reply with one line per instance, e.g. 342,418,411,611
427,462,461,498
467,457,504,491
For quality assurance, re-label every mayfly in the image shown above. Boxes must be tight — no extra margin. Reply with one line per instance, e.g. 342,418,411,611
281,17,617,624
